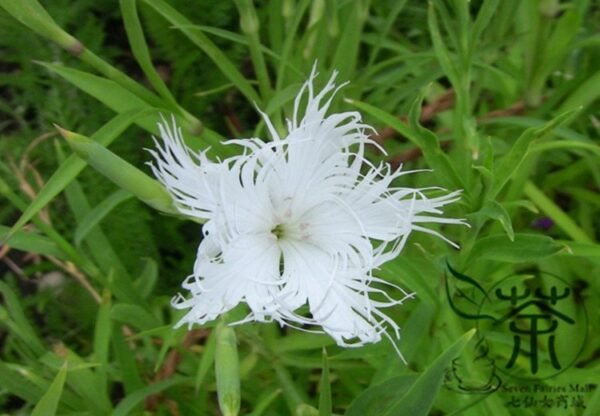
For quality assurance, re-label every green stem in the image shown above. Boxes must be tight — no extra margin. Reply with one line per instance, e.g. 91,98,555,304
235,0,273,104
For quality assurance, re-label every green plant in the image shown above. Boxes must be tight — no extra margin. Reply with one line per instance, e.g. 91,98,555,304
1,0,599,415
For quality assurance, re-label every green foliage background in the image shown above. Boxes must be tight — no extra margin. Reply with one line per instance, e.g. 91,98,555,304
0,0,599,415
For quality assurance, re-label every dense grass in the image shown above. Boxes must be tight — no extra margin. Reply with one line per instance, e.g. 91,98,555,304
1,0,599,415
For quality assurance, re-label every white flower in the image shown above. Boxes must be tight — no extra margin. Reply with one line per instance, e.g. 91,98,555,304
149,67,465,352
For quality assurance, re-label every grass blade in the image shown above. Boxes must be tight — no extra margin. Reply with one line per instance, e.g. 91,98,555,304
120,0,183,112
7,110,154,237
31,362,68,416
143,0,260,104
318,348,331,416
490,108,580,199
74,189,133,245
524,181,594,244
0,225,65,259
113,376,187,416
195,329,217,392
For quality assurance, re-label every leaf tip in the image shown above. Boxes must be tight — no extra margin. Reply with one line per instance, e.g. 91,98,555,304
53,124,71,140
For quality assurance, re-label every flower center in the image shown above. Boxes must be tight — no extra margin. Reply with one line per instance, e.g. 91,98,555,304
270,221,311,242
271,223,285,240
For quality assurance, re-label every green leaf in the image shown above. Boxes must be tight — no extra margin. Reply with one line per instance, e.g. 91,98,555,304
0,281,46,356
74,189,133,245
427,2,458,85
350,92,465,192
273,0,311,93
347,330,476,416
248,388,282,416
264,82,302,114
346,374,420,416
330,3,365,82
0,362,45,404
62,178,141,305
272,333,336,353
533,10,581,95
39,62,160,132
558,241,600,257
93,290,112,396
318,348,331,416
143,0,260,105
153,325,179,372
0,225,65,259
1,0,167,112
234,0,272,101
530,139,600,157
111,303,160,331
407,92,466,191
468,200,514,240
134,258,158,299
31,362,67,416
41,347,112,413
8,109,154,237
471,0,500,41
490,109,580,199
346,98,420,145
0,0,80,51
112,326,144,395
467,233,564,264
582,380,600,416
524,181,593,243
384,330,475,415
112,376,187,416
366,0,408,66
120,0,180,110
195,329,217,392
558,70,600,114
0,178,100,282
39,61,210,145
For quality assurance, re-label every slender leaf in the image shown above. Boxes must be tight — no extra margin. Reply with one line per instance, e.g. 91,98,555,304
111,303,160,331
347,330,476,416
143,0,260,104
490,109,579,199
134,258,158,299
120,0,180,109
524,181,593,243
195,329,217,392
39,62,160,132
74,189,133,245
0,225,65,259
318,348,331,416
559,241,600,257
31,363,68,416
93,290,112,396
467,233,564,264
112,376,187,416
0,281,46,356
8,109,155,237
